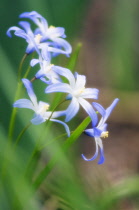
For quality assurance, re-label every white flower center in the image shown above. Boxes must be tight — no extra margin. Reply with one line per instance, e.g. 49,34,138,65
34,34,42,44
73,87,85,97
100,131,109,138
44,64,54,73
49,25,55,29
37,104,49,115
48,26,61,39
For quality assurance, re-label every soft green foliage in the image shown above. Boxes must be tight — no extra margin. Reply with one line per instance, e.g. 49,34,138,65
33,116,91,190
1,1,139,209
107,0,139,91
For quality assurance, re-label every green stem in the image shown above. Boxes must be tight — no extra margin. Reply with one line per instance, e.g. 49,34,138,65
24,124,49,179
24,99,67,178
17,53,28,81
24,132,70,179
33,116,91,190
23,52,35,79
48,99,67,120
8,52,35,143
8,82,23,142
8,53,29,142
2,123,31,179
14,123,31,147
38,132,69,151
25,132,69,178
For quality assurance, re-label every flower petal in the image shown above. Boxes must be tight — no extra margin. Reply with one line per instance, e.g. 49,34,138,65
30,58,40,67
96,137,105,164
84,128,94,137
65,97,80,122
19,21,33,35
92,102,106,117
31,114,45,125
99,123,107,132
98,98,119,127
6,26,23,37
50,119,70,137
49,111,66,118
35,70,45,79
22,79,37,106
45,83,71,94
81,140,99,161
20,11,48,33
40,77,51,84
20,11,42,20
14,30,28,40
39,43,50,60
38,101,49,110
81,88,99,99
105,98,119,121
93,127,102,137
52,66,75,87
43,110,65,120
98,148,105,164
75,73,86,89
50,37,72,56
13,99,34,110
47,27,66,39
85,127,102,138
18,21,41,55
78,98,98,126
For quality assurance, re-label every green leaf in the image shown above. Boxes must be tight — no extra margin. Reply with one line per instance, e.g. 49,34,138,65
33,116,91,190
67,42,82,72
99,176,139,209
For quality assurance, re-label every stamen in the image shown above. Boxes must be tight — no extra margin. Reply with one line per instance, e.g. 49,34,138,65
79,87,85,94
74,87,85,97
45,64,54,72
34,34,42,44
37,104,49,115
49,25,55,29
44,104,49,111
101,131,109,138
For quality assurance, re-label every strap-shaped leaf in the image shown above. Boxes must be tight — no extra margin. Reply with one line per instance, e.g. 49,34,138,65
67,42,82,72
33,116,91,190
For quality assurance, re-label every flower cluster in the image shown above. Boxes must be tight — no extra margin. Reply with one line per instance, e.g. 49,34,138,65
7,11,119,164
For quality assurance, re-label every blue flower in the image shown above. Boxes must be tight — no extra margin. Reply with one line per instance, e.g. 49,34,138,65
7,21,41,55
82,98,119,164
45,68,99,122
13,79,70,136
19,11,72,57
30,56,61,84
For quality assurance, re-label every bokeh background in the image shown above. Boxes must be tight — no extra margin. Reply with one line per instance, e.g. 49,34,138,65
0,0,139,209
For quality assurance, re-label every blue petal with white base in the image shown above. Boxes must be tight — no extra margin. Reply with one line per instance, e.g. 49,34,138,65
13,79,70,136
45,71,99,123
19,11,72,56
82,98,119,164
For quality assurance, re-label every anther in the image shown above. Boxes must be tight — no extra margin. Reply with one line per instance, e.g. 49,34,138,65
101,131,109,138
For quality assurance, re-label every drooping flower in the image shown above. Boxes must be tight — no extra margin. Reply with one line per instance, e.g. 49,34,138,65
19,11,72,56
30,56,61,84
82,98,119,164
45,68,99,123
7,21,41,55
13,79,70,136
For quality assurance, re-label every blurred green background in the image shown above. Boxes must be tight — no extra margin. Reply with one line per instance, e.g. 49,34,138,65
0,0,139,209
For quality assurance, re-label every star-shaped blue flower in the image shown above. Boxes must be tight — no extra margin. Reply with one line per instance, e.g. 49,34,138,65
45,68,99,122
82,98,119,164
7,21,41,55
30,56,61,84
13,79,70,136
19,11,72,57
